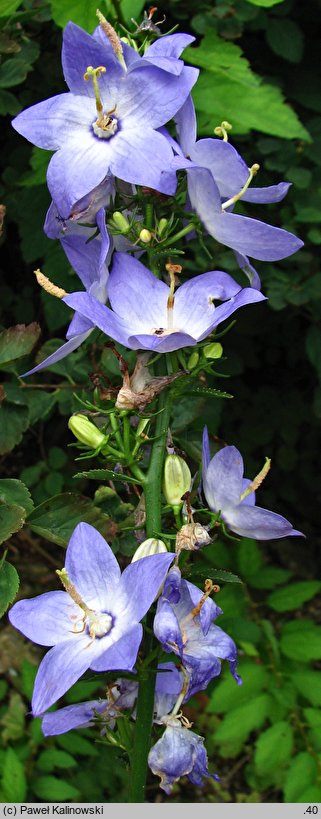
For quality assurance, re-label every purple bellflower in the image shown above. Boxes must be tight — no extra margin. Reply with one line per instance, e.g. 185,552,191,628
154,567,241,698
12,22,199,219
63,251,266,354
202,426,304,540
148,716,218,794
41,662,183,736
22,207,110,377
9,522,174,716
164,96,303,264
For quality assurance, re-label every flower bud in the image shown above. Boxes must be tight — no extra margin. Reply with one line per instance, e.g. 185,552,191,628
163,455,191,512
139,228,152,243
111,211,130,233
203,342,223,360
187,351,199,370
157,218,168,237
131,538,168,562
68,415,107,450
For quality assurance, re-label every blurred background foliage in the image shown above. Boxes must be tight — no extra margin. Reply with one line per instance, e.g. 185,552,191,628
1,0,321,804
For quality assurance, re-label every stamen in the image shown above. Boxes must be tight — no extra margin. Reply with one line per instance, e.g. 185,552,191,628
180,579,219,632
34,269,67,299
222,163,260,210
96,9,127,71
84,65,106,119
214,120,232,142
240,457,271,502
165,263,181,331
169,665,190,717
56,568,91,615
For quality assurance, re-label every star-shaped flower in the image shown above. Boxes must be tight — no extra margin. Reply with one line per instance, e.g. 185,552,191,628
9,522,173,715
63,251,266,354
12,22,198,219
202,426,304,540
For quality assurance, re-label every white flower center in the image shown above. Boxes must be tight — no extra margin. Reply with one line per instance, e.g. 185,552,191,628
93,117,118,139
87,611,113,638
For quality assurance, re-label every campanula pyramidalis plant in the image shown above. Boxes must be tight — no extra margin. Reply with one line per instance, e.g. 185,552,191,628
7,6,305,802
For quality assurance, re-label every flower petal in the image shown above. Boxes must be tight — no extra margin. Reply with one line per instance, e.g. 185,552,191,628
20,332,91,378
107,128,174,191
204,446,244,511
42,700,107,736
109,253,168,329
90,624,142,672
12,94,89,151
63,292,132,347
65,522,121,610
224,504,304,540
127,331,196,353
117,65,199,128
46,134,111,219
31,636,103,715
118,552,175,622
8,591,81,646
62,21,123,96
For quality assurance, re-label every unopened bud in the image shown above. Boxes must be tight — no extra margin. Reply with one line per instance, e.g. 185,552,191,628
203,342,223,360
163,455,191,512
187,351,199,370
139,228,152,244
157,218,168,237
68,415,107,450
176,522,211,554
131,538,168,562
112,211,130,233
136,418,150,437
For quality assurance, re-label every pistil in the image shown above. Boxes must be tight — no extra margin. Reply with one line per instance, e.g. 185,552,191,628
239,457,271,502
222,163,260,210
165,263,181,332
84,65,118,139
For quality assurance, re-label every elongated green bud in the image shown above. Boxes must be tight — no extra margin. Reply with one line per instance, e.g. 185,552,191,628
157,218,168,237
111,211,130,233
187,351,199,370
163,454,191,512
131,538,168,562
68,415,107,450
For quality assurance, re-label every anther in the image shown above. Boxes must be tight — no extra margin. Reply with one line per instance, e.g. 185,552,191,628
34,269,67,299
222,163,260,210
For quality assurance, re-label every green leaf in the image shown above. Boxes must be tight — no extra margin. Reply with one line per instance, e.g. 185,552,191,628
188,386,233,399
245,0,284,5
267,580,321,612
185,32,309,139
0,88,20,115
214,694,271,753
266,19,304,64
281,621,321,662
0,501,26,545
0,478,34,515
1,692,25,742
50,0,99,29
37,749,77,773
27,492,112,547
0,561,20,617
0,58,30,88
248,566,292,589
207,660,268,714
74,468,142,484
20,146,53,188
236,538,263,578
254,721,294,778
0,394,29,455
0,0,23,17
0,323,41,367
20,659,38,699
57,733,98,757
186,565,243,585
291,671,321,707
2,747,26,802
33,775,80,801
295,785,321,802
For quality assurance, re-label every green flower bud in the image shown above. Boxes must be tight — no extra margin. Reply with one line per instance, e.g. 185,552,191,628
163,454,191,512
157,218,168,237
203,342,223,360
139,228,152,243
187,351,199,370
68,415,107,450
131,538,168,562
136,418,150,437
111,211,130,233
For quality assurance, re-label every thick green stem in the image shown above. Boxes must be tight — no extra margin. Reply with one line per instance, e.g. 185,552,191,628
128,389,172,802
